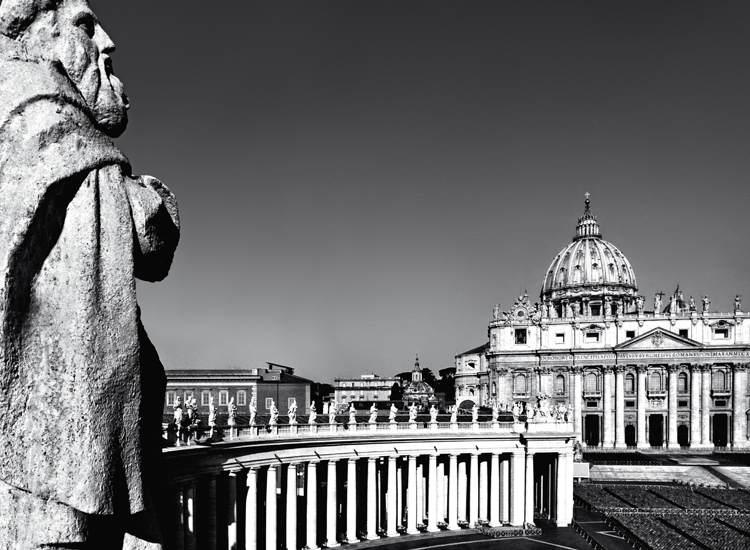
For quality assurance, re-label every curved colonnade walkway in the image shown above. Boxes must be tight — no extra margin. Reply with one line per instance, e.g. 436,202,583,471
159,421,575,550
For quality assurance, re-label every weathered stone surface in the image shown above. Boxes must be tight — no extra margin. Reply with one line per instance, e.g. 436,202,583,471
0,1,179,548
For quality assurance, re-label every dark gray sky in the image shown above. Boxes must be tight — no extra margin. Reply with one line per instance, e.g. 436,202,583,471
94,1,750,381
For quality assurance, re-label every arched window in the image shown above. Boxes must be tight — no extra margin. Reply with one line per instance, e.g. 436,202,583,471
558,268,566,285
574,265,582,283
555,374,565,394
649,372,661,391
678,372,688,393
591,263,599,280
609,264,615,279
625,373,635,393
514,374,527,394
491,382,497,396
712,370,726,391
585,372,597,392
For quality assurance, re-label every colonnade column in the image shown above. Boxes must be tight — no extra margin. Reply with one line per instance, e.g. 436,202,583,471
246,469,258,550
554,452,568,526
733,363,748,448
447,454,459,530
326,460,340,547
457,460,467,522
346,458,358,544
386,456,398,536
603,366,614,447
286,464,298,550
509,451,524,526
489,453,500,527
307,462,319,549
266,465,277,550
469,453,479,525
436,461,445,526
572,367,582,440
479,457,488,522
500,455,509,524
667,364,680,449
701,365,712,447
427,455,439,532
524,452,535,524
406,455,418,534
228,471,239,550
615,366,625,448
636,365,648,449
366,458,378,539
690,364,702,448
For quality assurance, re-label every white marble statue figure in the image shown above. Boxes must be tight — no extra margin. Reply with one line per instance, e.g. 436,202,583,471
269,400,279,425
573,441,584,462
349,402,357,424
492,404,499,422
309,402,317,424
511,401,521,420
369,403,378,424
654,292,662,312
604,296,612,316
689,296,696,312
736,294,742,312
389,403,398,422
228,397,237,427
669,294,677,314
208,395,217,429
471,403,479,423
288,401,298,424
429,404,438,422
493,303,500,320
408,403,418,422
249,398,257,425
636,295,644,315
450,406,458,423
703,295,711,313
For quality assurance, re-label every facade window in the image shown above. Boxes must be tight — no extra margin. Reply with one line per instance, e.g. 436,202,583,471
554,374,565,395
166,391,176,406
373,393,378,400
265,397,273,410
237,391,247,406
591,304,601,316
288,397,297,409
585,331,600,343
201,391,210,406
514,329,527,345
555,333,565,344
586,401,598,408
626,330,635,339
715,400,727,407
585,372,598,392
712,370,726,391
678,400,689,407
714,328,729,339
649,372,661,391
625,373,635,393
219,391,228,406
678,329,688,338
514,374,527,394
625,400,635,408
491,382,497,396
678,372,688,393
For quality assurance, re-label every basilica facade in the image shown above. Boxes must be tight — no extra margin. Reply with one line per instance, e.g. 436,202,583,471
455,198,749,449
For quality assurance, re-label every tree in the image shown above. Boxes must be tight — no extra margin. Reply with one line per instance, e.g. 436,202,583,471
389,382,403,401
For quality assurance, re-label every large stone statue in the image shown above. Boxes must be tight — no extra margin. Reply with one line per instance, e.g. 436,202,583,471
0,2,179,548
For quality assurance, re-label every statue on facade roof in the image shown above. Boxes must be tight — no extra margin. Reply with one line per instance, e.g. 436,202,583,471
735,294,742,312
604,296,612,316
493,303,501,320
249,398,258,426
208,395,217,436
309,402,317,424
471,403,479,423
654,292,663,313
269,400,279,425
228,398,237,427
369,403,378,424
348,402,357,424
430,404,438,422
635,295,645,315
450,406,458,423
389,403,398,423
702,295,711,313
408,402,418,422
288,401,298,424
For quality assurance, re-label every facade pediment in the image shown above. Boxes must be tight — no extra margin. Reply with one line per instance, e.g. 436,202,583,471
614,328,700,350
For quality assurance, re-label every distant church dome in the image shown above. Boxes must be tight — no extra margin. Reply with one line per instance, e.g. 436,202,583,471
540,197,638,317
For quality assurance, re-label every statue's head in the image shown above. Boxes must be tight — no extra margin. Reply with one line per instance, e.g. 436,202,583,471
0,0,129,137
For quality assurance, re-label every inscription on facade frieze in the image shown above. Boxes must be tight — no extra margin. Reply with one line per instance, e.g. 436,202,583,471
620,350,750,360
574,354,617,361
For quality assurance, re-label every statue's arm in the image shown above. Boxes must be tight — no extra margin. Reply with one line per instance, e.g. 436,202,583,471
124,172,180,282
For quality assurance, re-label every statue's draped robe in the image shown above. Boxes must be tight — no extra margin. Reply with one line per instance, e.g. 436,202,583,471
0,43,178,546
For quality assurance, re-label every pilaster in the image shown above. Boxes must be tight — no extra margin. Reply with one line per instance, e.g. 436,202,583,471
667,364,680,450
636,364,648,449
614,365,626,448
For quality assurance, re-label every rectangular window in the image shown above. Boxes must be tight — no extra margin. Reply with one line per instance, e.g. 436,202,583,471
715,400,726,407
288,397,297,409
237,391,247,406
626,330,635,339
555,333,565,344
166,391,176,406
714,328,729,339
586,401,598,408
514,329,527,345
585,332,600,343
201,391,210,406
678,400,688,407
219,391,228,406
625,400,635,408
265,397,273,410
679,329,688,338
590,305,601,316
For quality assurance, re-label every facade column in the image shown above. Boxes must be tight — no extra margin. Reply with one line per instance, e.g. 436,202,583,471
366,458,379,539
326,460,340,547
602,366,614,447
346,458,358,544
732,363,748,448
436,460,445,525
554,453,568,526
500,455,509,523
246,468,258,550
572,367,582,441
227,471,240,550
206,475,218,550
416,463,423,525
457,460,467,522
306,462,319,550
479,457,488,521
406,455,418,534
615,366,626,448
386,456,398,536
266,465,278,550
427,454,439,532
489,453,500,527
524,452,535,524
701,364,712,447
286,464,298,550
469,453,479,525
447,454,459,530
636,365,648,449
690,364,702,448
509,451,524,526
667,364,680,449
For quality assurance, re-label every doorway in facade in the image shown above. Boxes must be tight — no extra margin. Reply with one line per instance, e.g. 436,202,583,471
584,415,600,447
677,424,689,447
648,415,663,447
625,424,636,447
713,414,729,447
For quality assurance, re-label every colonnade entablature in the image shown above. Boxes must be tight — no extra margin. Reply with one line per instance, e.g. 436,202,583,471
160,426,575,550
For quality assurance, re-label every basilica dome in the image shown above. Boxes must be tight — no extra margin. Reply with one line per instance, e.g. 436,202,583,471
540,198,638,317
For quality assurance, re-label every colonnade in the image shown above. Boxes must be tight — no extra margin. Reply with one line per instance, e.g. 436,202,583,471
161,438,574,550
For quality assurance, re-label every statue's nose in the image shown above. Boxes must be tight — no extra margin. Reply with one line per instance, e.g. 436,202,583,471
95,24,116,55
